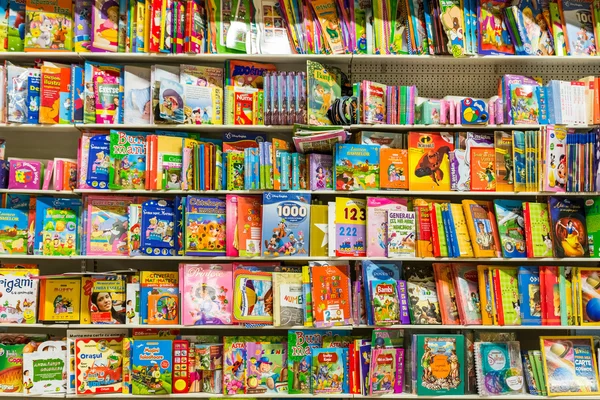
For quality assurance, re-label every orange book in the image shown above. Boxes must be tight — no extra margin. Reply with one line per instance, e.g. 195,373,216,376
462,199,502,258
40,63,71,124
311,264,353,327
236,195,262,257
433,263,461,325
380,148,408,189
470,147,497,191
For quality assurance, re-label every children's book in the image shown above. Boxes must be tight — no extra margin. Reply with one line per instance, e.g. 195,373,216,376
548,196,589,258
308,153,333,190
8,159,42,189
510,84,540,124
307,60,345,125
470,147,497,191
139,271,179,325
261,192,310,257
86,196,129,256
179,263,233,325
366,197,408,257
245,341,287,393
543,125,567,192
80,275,126,324
131,340,173,395
0,267,38,323
180,65,224,125
462,199,501,258
236,195,262,257
138,199,176,256
34,197,81,256
523,202,553,257
124,66,151,124
361,81,387,124
493,266,521,325
380,148,409,189
335,144,380,191
91,0,119,52
0,208,28,255
387,210,416,258
576,268,600,325
311,348,348,394
24,0,73,51
362,261,402,325
451,264,482,325
415,334,465,395
184,196,226,256
108,130,147,190
272,272,303,327
232,270,273,324
585,197,600,257
369,348,397,395
75,337,123,394
335,197,366,257
371,280,400,325
518,266,541,325
404,264,442,324
540,336,600,395
159,78,185,123
560,0,596,56
408,131,454,191
0,342,25,393
287,330,336,394
86,134,111,189
494,199,527,258
494,131,514,192
39,278,81,322
474,341,525,396
433,263,460,325
22,340,67,394
311,264,352,327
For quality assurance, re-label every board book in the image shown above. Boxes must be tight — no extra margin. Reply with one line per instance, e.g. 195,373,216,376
131,340,173,395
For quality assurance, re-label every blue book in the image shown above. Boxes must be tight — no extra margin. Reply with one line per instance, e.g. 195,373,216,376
518,266,541,325
131,340,173,395
26,69,40,124
261,192,310,257
0,208,28,255
442,204,459,257
493,199,527,258
280,151,291,190
361,261,401,325
140,199,176,257
71,64,84,123
34,197,82,256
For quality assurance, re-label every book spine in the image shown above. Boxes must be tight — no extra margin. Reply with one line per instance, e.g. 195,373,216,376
492,269,505,325
302,265,313,327
521,352,539,396
397,280,410,325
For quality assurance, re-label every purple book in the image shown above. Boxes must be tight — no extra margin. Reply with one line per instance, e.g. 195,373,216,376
74,0,92,51
0,160,9,189
8,159,42,189
500,75,539,124
395,348,405,393
397,280,410,325
308,153,333,190
359,343,372,395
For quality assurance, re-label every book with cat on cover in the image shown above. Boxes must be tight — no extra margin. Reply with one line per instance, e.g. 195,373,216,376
492,266,521,326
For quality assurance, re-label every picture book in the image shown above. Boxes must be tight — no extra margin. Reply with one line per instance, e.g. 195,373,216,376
366,197,408,258
159,79,185,123
184,196,226,256
24,0,73,51
387,210,415,258
126,275,140,323
22,340,67,394
108,130,147,190
75,337,123,394
371,279,400,325
8,159,42,189
380,148,409,189
311,348,348,394
362,81,387,124
86,134,111,189
0,342,25,392
138,199,176,256
548,196,589,258
0,208,28,255
261,192,310,257
86,196,129,256
308,153,333,190
131,340,173,395
493,267,521,325
560,0,596,56
470,147,496,191
543,125,567,192
449,202,475,258
335,197,366,257
415,335,465,396
408,131,454,191
518,266,541,325
474,341,525,396
404,264,442,325
494,199,527,258
179,263,233,325
80,275,126,324
540,336,600,395
523,202,553,258
34,197,81,256
576,268,600,325
124,66,151,124
139,271,179,325
311,264,352,327
39,278,81,322
272,272,303,327
232,270,273,324
334,144,380,190
307,60,344,125
180,65,224,125
510,84,540,124
91,0,119,52
540,266,561,326
369,348,396,395
462,199,501,258
236,195,262,257
451,264,482,325
494,131,514,192
0,267,38,323
245,341,287,394
362,261,402,325
288,330,336,394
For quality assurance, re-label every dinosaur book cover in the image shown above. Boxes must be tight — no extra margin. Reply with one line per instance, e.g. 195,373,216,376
408,132,455,191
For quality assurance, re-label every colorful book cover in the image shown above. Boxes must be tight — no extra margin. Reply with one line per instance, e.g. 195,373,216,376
308,153,333,190
416,334,465,395
108,130,147,190
543,125,567,192
510,84,540,124
494,199,527,258
131,340,173,395
8,159,41,189
408,131,454,191
86,196,129,256
309,204,328,257
449,203,475,258
245,341,287,393
371,279,400,325
74,0,92,51
307,60,344,125
433,263,461,325
311,264,352,327
493,267,521,325
380,148,409,189
0,267,38,323
40,64,71,124
159,78,185,123
311,348,348,394
91,0,119,52
470,147,497,191
362,261,401,325
576,268,600,325
34,197,81,256
540,336,600,395
335,197,366,257
518,266,541,325
184,196,226,256
462,199,501,258
451,264,482,325
288,330,337,394
232,270,273,324
272,272,303,327
0,208,28,255
585,197,600,257
236,195,262,257
24,0,73,51
39,278,81,322
369,349,396,395
404,264,442,325
560,0,596,55
474,341,525,396
261,192,310,257
139,271,179,325
94,73,119,123
494,131,514,192
75,337,123,394
0,342,25,392
80,275,126,324
548,196,589,258
334,144,380,191
523,202,553,257
387,210,416,258
362,81,387,124
86,134,111,189
366,197,408,258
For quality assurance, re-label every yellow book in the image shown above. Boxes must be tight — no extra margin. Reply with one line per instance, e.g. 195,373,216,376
310,204,328,257
155,136,183,190
182,138,198,190
136,0,146,52
449,203,474,258
272,272,303,327
461,199,501,258
573,267,580,325
39,278,81,322
477,265,494,325
414,198,434,257
144,0,151,53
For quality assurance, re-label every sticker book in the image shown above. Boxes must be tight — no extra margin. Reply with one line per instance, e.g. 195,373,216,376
86,196,129,256
139,271,179,325
0,267,38,323
184,196,226,256
75,337,123,394
261,192,310,257
334,144,380,191
179,263,233,325
131,340,173,395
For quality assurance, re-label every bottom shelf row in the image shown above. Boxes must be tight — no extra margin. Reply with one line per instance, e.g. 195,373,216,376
2,328,597,399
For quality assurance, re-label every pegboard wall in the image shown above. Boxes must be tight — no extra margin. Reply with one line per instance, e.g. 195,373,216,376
350,60,600,99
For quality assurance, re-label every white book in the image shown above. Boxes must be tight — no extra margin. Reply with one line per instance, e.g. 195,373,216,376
387,210,416,258
328,201,336,257
124,66,151,124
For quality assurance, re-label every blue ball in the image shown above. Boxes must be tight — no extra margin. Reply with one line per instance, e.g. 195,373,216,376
586,298,600,321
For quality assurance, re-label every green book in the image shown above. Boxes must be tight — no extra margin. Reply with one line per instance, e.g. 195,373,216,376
524,202,552,258
108,130,147,190
434,203,449,257
416,334,465,396
226,151,244,190
493,267,521,325
585,197,600,257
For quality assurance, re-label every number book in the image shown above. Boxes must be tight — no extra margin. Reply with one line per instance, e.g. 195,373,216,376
80,275,126,324
371,280,400,325
451,264,482,325
0,267,38,323
494,199,527,258
366,197,408,257
184,196,226,256
261,192,310,257
387,210,416,258
474,341,525,396
560,0,596,56
307,60,345,125
311,348,348,394
415,334,465,396
523,202,553,258
462,200,501,258
308,153,333,190
334,144,380,191
311,264,352,327
232,270,273,324
131,340,173,395
272,272,303,327
139,271,179,325
179,263,233,325
408,131,454,191
24,0,73,51
548,196,589,258
518,266,541,325
75,337,123,394
108,130,147,190
245,341,287,394
39,278,81,322
540,336,600,395
86,196,130,256
0,208,28,255
404,264,442,325
380,148,409,189
335,197,366,257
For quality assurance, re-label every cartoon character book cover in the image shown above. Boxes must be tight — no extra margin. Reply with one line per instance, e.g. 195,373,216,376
306,60,344,125
39,278,81,322
494,199,527,258
369,348,397,395
261,192,310,257
408,131,454,191
543,125,567,192
179,263,232,325
416,335,465,396
510,84,539,124
548,196,589,257
232,270,273,324
561,0,596,56
91,0,119,52
311,348,348,394
87,134,110,189
184,196,226,256
371,280,400,326
24,0,73,51
334,144,380,191
86,196,129,256
451,265,482,325
0,267,38,324
245,342,287,394
140,271,179,325
40,208,78,256
477,0,514,55
159,79,185,123
75,338,123,394
308,153,333,190
131,340,173,395
335,197,366,257
0,208,28,255
108,130,147,190
140,199,176,256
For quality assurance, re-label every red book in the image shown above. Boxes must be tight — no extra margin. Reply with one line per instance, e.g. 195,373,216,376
492,269,505,325
149,0,162,52
523,202,534,258
234,92,254,125
430,204,441,257
172,340,191,393
540,266,560,325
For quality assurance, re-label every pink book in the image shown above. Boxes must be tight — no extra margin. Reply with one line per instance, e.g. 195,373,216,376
181,147,192,190
86,196,131,256
53,159,64,191
42,160,55,190
94,71,119,124
179,263,233,325
225,195,239,256
8,159,42,189
366,197,408,257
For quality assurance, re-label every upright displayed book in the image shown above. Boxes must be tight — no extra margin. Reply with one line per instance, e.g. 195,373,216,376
415,334,465,396
311,264,352,327
408,132,454,191
548,196,589,258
